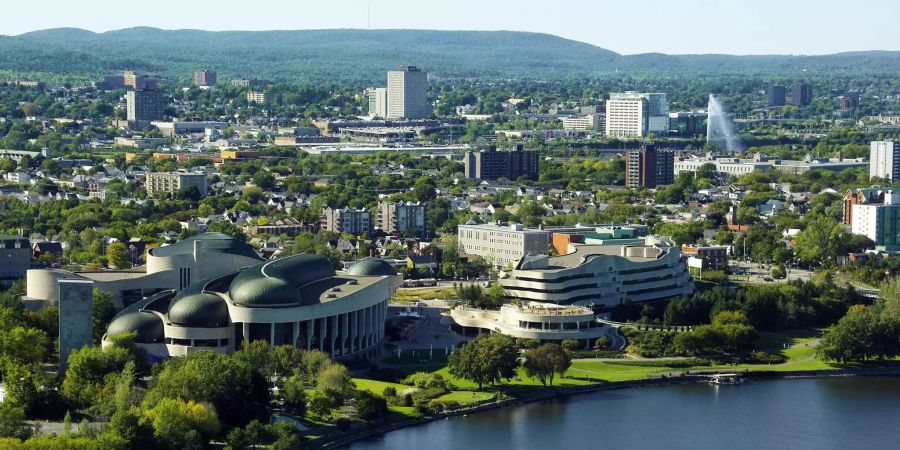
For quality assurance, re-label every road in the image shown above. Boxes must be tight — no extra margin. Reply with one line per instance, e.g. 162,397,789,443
728,260,812,284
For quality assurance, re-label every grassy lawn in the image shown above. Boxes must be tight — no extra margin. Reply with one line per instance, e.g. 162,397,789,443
433,391,495,403
391,287,458,303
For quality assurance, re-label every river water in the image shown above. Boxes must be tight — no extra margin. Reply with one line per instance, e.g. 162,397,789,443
350,376,900,450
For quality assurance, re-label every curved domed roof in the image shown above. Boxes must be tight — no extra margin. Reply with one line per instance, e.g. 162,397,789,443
227,254,335,307
107,311,164,343
347,258,397,277
150,232,262,261
168,292,229,328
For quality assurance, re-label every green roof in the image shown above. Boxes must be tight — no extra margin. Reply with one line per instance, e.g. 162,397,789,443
228,254,336,307
150,232,261,261
347,258,397,277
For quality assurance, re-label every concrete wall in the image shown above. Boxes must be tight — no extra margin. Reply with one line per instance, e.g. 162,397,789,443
58,279,94,374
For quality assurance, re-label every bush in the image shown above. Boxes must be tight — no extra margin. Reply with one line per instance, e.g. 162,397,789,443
748,352,786,364
382,386,397,398
412,387,449,403
518,338,540,349
387,393,413,407
427,399,461,412
402,372,447,389
605,358,710,368
561,339,582,351
594,336,611,349
568,350,625,359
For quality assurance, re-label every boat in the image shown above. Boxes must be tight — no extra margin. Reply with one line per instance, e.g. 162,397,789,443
706,373,744,385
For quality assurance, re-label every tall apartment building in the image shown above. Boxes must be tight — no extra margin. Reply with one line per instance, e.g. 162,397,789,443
320,207,372,235
386,66,430,119
193,70,217,87
625,144,674,189
126,89,165,130
464,144,539,181
145,172,208,197
377,201,426,235
367,87,387,118
457,222,550,268
768,85,786,107
846,189,900,251
247,91,270,104
870,141,900,181
792,82,813,106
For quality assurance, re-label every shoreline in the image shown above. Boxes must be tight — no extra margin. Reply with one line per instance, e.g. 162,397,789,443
315,366,900,449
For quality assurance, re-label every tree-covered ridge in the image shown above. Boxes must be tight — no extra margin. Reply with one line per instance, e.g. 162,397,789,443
1,28,899,82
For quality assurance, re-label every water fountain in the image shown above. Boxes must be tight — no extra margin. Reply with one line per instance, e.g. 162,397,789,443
706,94,742,151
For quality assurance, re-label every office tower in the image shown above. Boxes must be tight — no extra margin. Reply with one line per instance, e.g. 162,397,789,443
367,87,387,118
193,70,217,86
870,141,900,181
839,93,860,109
605,92,668,137
768,85,786,106
123,71,157,90
126,89,165,130
464,144,540,181
386,66,430,119
792,82,813,106
625,144,674,189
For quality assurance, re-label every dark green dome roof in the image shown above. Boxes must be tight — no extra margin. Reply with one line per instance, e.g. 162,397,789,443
168,292,229,328
227,254,335,307
150,232,262,261
347,258,397,276
107,311,164,343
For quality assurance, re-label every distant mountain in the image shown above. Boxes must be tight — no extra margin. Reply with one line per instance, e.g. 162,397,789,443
1,27,898,82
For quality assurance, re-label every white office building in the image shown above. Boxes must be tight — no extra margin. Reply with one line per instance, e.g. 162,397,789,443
387,66,430,120
605,92,669,138
561,114,603,132
457,222,550,269
870,141,900,181
367,87,387,118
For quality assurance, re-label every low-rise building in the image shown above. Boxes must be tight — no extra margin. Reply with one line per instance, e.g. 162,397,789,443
247,91,270,104
321,207,372,235
377,201,426,235
146,172,208,197
0,235,32,284
499,236,694,307
680,245,729,269
457,222,550,268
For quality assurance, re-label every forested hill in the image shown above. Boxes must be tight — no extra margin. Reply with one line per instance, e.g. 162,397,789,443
1,27,898,82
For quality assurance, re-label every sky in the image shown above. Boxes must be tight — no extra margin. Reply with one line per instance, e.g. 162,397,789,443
1,0,898,55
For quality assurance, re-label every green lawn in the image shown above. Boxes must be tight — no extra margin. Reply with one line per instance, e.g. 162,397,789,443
392,287,458,303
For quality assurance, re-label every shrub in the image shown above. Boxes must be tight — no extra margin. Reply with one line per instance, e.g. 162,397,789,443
382,386,397,398
428,399,461,412
561,339,582,351
402,372,447,389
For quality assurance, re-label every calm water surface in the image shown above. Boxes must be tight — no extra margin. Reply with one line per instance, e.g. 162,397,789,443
350,376,900,450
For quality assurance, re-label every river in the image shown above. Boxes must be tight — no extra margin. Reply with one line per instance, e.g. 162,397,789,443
350,376,900,450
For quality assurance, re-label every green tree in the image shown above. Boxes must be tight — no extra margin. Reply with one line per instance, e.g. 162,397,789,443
142,398,220,450
522,343,571,386
281,374,307,416
106,242,130,269
0,403,33,440
448,333,518,389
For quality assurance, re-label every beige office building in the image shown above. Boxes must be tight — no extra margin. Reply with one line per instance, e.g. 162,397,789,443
387,66,430,119
146,172,208,197
457,222,550,268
